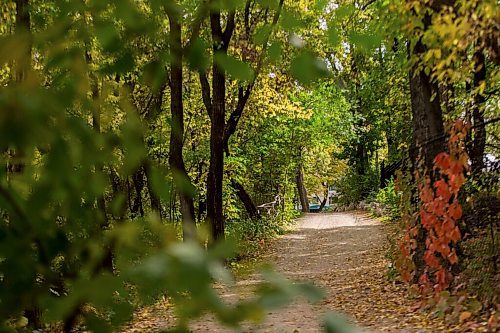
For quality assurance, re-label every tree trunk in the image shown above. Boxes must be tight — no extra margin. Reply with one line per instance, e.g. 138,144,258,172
296,163,309,213
167,10,197,241
231,179,260,219
409,56,445,170
206,63,226,241
8,0,31,175
408,10,446,282
317,186,329,212
144,161,162,219
470,49,486,175
14,0,30,82
109,167,128,219
15,1,43,328
131,166,145,218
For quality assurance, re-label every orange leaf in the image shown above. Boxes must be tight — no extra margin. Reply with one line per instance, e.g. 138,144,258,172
459,311,472,323
448,250,458,264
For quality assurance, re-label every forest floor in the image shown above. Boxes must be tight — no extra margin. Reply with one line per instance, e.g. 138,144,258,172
125,212,457,332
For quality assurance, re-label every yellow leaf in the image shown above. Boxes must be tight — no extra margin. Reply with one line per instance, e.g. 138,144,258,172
459,311,472,323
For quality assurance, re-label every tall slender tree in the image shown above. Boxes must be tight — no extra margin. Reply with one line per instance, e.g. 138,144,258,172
167,4,197,241
201,0,284,241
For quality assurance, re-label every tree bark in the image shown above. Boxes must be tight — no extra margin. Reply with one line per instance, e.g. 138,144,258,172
109,167,128,219
408,7,447,283
131,166,145,218
167,8,197,241
201,0,285,242
470,49,486,175
409,51,445,170
206,62,226,241
8,0,31,175
296,162,309,213
144,161,162,219
317,185,329,212
203,7,233,242
230,179,260,219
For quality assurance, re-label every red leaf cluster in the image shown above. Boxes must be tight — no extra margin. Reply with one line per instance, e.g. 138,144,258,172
399,120,470,293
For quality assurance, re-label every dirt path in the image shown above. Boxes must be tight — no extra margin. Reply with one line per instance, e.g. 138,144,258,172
126,212,450,332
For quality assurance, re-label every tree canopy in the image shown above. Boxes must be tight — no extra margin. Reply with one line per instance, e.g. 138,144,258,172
0,0,498,331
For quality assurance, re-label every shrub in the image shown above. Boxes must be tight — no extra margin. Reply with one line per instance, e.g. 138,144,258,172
374,178,402,220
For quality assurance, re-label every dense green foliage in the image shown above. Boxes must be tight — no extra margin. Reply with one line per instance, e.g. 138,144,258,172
0,0,498,331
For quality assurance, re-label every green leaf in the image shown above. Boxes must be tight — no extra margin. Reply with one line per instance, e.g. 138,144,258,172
280,10,304,30
290,53,329,84
172,169,197,199
256,0,279,9
254,24,272,45
214,53,254,82
210,0,246,11
335,4,355,19
149,167,171,201
315,0,330,11
95,21,121,53
186,38,210,72
142,60,167,92
348,31,382,52
327,26,341,47
323,312,361,333
267,42,282,63
100,51,135,74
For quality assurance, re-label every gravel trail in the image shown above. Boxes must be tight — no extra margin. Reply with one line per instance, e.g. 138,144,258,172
126,212,450,333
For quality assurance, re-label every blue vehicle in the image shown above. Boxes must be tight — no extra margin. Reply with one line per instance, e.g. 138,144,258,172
308,203,322,212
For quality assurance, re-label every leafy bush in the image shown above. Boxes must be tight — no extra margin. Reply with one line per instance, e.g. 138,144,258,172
373,178,402,220
334,168,379,206
226,201,298,260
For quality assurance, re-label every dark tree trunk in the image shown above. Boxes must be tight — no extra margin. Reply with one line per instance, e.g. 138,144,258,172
231,179,260,219
15,1,43,328
14,0,30,82
356,142,367,176
206,62,226,241
200,1,284,242
470,49,486,175
409,49,445,170
317,190,328,212
8,0,31,174
408,8,447,282
109,167,128,219
167,10,197,241
296,163,309,213
86,49,108,229
131,166,145,218
144,161,162,219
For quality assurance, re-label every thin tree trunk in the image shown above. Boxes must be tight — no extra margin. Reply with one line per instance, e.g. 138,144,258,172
201,1,284,242
230,179,260,219
470,48,486,175
131,166,145,218
14,1,42,328
296,162,309,213
144,161,162,219
206,63,226,241
109,167,128,219
8,0,31,175
317,186,329,212
167,8,197,241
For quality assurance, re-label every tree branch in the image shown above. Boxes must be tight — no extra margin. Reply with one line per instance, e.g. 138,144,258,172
222,0,285,154
199,71,212,118
184,1,209,50
222,10,236,48
223,86,251,154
